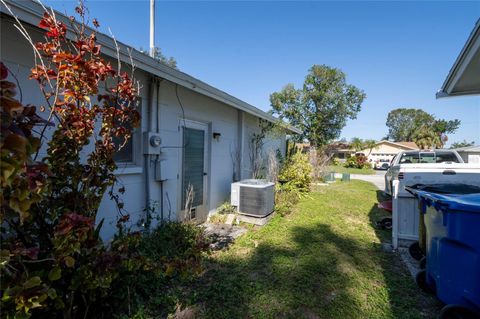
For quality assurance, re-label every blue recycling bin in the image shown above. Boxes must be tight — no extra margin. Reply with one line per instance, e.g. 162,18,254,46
410,186,480,316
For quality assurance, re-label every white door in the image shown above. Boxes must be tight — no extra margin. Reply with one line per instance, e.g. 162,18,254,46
179,120,209,222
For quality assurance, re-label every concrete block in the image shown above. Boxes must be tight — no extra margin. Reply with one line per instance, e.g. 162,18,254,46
225,214,235,225
237,212,274,226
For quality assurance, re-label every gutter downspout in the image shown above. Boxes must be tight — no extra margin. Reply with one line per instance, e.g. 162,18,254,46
155,79,165,222
237,110,244,181
145,78,156,214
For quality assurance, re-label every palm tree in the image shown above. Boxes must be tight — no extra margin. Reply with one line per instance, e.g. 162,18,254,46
364,139,377,156
350,137,364,152
412,126,442,150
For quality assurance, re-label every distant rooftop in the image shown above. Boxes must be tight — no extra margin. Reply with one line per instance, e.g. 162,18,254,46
454,145,480,152
394,141,419,149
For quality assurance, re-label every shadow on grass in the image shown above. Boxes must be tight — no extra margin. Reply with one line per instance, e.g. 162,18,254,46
188,217,440,318
368,190,393,243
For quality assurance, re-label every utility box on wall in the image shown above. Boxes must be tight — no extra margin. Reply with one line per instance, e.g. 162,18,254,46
143,132,162,155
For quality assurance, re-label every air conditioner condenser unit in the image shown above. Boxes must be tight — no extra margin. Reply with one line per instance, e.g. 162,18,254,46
231,179,275,217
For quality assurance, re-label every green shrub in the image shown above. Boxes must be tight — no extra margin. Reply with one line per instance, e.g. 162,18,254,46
109,222,210,318
278,152,313,192
332,157,342,166
275,188,301,216
344,154,371,169
344,155,356,168
217,202,236,215
275,152,312,216
209,214,227,224
208,202,236,223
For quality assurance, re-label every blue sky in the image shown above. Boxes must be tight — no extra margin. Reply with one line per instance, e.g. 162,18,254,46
45,0,480,145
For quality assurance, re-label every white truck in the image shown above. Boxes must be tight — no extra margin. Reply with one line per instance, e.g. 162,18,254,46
384,150,480,248
385,149,464,195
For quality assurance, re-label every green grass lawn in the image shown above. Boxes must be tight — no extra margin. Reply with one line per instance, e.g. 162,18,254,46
188,181,439,318
328,165,376,175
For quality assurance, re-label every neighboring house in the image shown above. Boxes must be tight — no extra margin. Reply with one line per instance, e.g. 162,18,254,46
455,146,480,164
295,142,355,162
437,18,480,98
357,140,418,163
0,0,300,239
327,141,355,162
295,143,312,153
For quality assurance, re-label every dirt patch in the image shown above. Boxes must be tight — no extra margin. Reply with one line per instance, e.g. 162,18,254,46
203,223,248,250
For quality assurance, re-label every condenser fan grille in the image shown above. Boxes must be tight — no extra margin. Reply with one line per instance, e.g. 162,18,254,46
239,184,274,217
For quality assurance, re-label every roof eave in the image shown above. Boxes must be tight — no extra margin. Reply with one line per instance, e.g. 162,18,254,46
437,18,480,99
436,89,480,99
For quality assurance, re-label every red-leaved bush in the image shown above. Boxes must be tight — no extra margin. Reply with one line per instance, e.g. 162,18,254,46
344,154,371,169
0,3,145,318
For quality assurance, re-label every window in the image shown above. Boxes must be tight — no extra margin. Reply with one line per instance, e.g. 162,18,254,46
419,152,435,163
112,99,141,163
399,152,420,164
399,151,461,164
435,152,461,163
113,135,134,162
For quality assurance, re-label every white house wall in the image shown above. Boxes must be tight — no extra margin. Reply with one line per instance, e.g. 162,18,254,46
155,82,286,219
1,16,289,240
241,113,286,179
157,81,240,217
359,142,414,164
459,152,480,164
95,70,150,240
468,154,480,164
1,17,51,155
242,113,259,178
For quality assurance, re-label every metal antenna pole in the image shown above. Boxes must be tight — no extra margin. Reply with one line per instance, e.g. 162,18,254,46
149,0,155,57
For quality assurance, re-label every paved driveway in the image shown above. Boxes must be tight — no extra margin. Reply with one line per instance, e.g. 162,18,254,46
335,170,386,191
